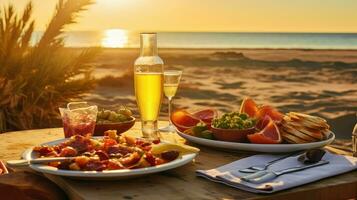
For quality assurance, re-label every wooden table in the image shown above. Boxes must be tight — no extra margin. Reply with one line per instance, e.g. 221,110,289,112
1,121,356,200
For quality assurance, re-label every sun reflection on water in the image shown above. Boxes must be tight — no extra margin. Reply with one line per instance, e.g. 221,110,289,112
101,29,128,48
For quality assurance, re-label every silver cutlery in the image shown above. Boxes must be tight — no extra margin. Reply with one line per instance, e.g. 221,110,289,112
242,160,329,184
6,157,76,167
239,151,303,173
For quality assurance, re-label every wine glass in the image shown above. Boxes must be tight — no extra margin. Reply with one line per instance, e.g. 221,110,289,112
160,70,182,132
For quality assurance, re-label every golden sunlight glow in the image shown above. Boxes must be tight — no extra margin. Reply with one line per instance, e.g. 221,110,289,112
4,0,357,32
101,29,128,48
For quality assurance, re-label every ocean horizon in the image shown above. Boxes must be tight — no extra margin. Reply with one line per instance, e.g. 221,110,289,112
31,30,357,50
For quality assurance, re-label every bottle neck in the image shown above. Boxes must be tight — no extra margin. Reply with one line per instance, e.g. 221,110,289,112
140,33,158,56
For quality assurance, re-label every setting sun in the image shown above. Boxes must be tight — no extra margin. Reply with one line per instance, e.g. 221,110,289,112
101,29,128,48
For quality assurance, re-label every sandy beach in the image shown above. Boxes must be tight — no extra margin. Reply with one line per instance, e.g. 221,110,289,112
84,48,357,139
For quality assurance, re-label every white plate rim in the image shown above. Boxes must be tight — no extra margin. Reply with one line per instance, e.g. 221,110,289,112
23,137,197,178
176,129,335,153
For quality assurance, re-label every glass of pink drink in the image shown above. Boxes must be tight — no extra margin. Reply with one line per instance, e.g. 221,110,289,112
59,102,98,138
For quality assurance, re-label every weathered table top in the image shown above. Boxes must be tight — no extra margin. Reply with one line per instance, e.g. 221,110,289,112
0,122,356,200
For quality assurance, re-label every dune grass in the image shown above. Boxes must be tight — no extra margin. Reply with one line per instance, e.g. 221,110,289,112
0,0,99,132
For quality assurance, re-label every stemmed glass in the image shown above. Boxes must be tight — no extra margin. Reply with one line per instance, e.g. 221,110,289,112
159,70,182,132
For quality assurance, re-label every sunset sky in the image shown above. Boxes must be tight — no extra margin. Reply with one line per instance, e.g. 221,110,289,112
3,0,357,33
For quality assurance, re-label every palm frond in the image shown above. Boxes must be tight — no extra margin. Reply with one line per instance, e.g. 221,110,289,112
0,2,35,77
20,3,34,51
0,0,99,133
37,0,94,50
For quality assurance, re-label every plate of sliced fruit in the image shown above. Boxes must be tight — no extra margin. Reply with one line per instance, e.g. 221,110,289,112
22,130,199,180
173,98,335,153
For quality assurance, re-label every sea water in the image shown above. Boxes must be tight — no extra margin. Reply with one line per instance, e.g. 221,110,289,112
31,31,357,49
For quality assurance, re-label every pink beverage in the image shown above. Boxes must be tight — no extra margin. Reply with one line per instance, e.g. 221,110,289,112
62,115,96,138
59,102,98,138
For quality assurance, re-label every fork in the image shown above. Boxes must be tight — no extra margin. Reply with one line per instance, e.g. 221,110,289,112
7,157,76,167
242,160,329,184
239,151,303,173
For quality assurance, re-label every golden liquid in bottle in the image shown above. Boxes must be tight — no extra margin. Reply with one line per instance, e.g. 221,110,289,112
164,83,178,98
134,72,163,121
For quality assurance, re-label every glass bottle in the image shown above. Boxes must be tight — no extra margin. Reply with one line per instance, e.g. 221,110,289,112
134,33,164,141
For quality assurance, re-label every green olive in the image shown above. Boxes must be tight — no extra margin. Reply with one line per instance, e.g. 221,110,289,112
102,110,111,119
107,111,118,121
97,110,104,119
115,114,127,122
97,107,133,123
117,107,132,117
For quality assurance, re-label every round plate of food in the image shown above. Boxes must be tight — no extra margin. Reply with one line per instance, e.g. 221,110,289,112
176,129,335,153
22,131,199,180
173,97,335,153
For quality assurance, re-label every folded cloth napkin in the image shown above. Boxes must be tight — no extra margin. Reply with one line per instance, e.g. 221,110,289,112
196,152,357,193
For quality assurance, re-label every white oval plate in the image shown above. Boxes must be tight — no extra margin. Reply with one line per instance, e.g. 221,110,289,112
23,137,197,180
176,130,335,153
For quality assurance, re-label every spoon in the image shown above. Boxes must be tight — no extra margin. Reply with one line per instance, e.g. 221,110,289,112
6,157,76,167
298,149,326,164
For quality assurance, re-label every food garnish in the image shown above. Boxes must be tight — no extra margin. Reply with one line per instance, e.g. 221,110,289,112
33,130,197,171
